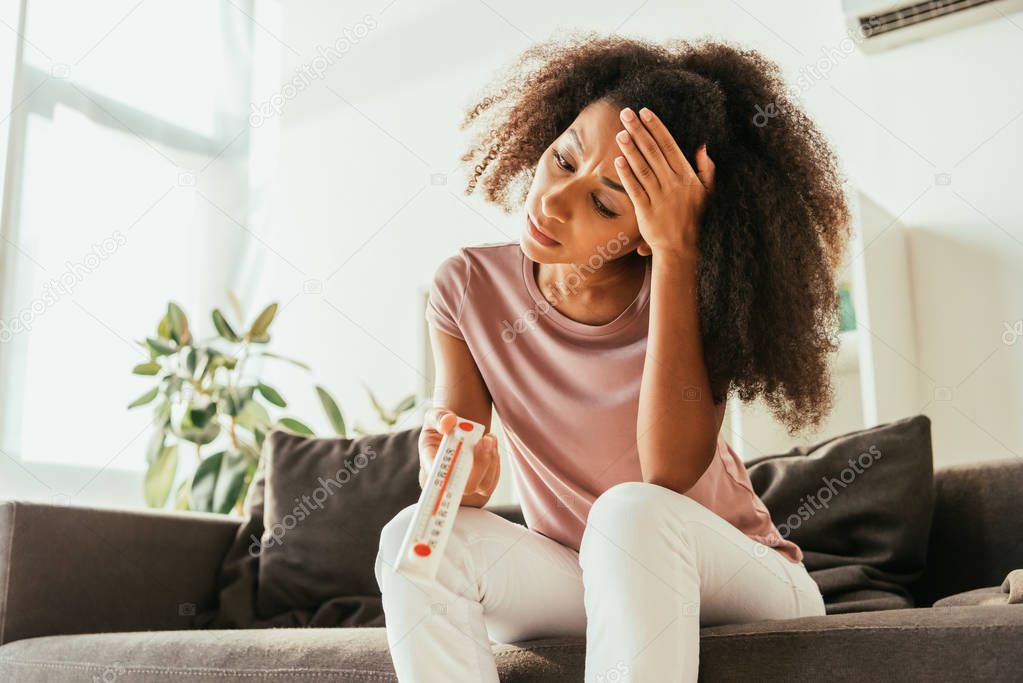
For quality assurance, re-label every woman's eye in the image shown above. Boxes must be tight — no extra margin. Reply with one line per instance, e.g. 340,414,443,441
553,148,573,171
552,148,617,219
593,196,616,218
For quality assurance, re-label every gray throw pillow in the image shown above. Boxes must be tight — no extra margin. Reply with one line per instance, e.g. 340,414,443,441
256,427,422,618
746,414,934,614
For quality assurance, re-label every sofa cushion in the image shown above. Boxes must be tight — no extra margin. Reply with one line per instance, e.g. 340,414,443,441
195,428,421,629
195,427,526,631
911,458,1023,607
746,414,934,613
3,606,1021,682
0,628,577,682
697,605,1023,682
258,428,422,617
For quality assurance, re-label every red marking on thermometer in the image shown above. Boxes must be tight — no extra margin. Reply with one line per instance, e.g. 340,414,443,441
394,415,486,584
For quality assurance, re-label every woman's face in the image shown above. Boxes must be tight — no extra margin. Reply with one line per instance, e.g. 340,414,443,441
521,98,648,264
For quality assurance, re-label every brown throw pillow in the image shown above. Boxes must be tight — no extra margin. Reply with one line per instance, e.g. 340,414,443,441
746,414,935,614
256,427,422,618
194,426,422,628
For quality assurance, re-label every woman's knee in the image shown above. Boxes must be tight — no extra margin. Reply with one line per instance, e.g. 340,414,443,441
375,503,418,588
375,503,500,588
580,481,705,562
586,481,676,529
379,503,500,554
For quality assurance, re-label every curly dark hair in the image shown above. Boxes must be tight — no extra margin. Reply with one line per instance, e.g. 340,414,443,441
458,31,852,435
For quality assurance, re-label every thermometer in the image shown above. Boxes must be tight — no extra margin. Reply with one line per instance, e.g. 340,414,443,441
394,416,486,584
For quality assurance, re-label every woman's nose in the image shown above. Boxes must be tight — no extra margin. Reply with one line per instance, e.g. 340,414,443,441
540,193,569,224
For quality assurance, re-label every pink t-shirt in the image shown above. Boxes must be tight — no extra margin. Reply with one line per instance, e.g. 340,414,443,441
425,241,803,565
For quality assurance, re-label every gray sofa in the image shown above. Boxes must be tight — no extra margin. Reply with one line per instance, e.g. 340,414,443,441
1,457,1021,682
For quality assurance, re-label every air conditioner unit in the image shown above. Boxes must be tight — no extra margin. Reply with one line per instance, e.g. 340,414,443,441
843,0,1023,53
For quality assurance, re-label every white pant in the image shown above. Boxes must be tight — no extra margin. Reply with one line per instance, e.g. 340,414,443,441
374,481,826,682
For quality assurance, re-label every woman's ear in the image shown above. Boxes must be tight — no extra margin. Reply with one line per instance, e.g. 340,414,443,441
636,238,652,257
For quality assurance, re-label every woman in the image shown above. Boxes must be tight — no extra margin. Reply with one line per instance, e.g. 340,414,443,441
375,32,850,682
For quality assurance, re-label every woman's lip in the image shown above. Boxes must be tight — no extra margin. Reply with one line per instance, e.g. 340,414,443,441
527,214,560,245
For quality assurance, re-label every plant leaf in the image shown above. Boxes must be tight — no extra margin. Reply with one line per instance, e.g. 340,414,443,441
227,289,245,327
187,402,212,429
152,399,172,427
128,386,159,409
145,427,166,465
212,309,241,342
157,314,172,340
185,347,198,376
248,303,278,339
167,302,191,345
254,351,311,371
237,438,261,460
236,397,271,433
178,423,221,446
278,417,315,436
241,458,259,505
189,450,225,512
213,450,250,514
210,354,237,372
144,443,178,508
174,400,221,445
364,384,394,423
257,382,287,408
174,477,191,511
393,393,417,415
316,385,346,437
164,375,183,397
220,388,241,417
146,337,177,356
194,348,211,380
132,361,161,375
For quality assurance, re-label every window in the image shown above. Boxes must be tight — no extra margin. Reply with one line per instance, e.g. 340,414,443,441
0,0,278,476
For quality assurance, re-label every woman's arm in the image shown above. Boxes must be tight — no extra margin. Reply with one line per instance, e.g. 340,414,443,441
636,250,723,493
609,105,722,494
427,325,499,507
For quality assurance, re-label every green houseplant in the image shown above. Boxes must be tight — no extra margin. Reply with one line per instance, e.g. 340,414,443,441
351,383,418,437
128,297,348,515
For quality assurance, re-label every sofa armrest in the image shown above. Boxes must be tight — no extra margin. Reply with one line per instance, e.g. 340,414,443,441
911,458,1023,606
0,500,240,645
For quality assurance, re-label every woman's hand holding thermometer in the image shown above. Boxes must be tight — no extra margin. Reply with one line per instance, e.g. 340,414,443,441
395,408,499,583
417,407,500,506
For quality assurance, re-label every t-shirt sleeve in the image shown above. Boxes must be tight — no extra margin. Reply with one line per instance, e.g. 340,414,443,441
424,250,469,341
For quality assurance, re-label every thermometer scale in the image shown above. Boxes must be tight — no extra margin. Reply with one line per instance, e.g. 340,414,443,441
394,416,486,584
